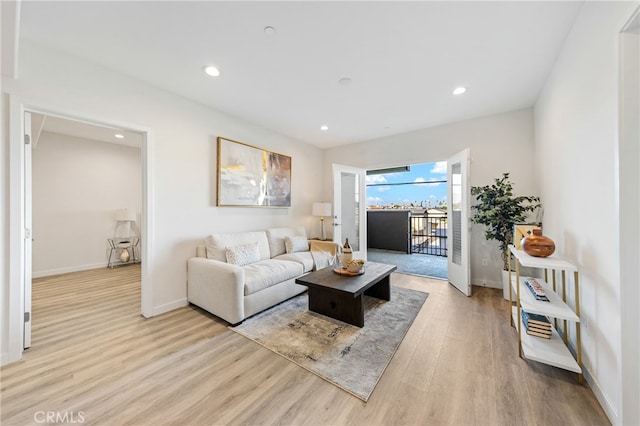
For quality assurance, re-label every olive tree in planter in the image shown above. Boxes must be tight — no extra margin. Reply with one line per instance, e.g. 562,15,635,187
471,173,541,299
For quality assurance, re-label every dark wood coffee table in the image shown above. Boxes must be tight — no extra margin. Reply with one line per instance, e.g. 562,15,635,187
295,261,397,327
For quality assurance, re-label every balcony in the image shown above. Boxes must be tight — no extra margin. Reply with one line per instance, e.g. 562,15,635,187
367,209,447,279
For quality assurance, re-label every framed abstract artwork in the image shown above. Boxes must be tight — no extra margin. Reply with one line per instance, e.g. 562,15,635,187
217,137,292,207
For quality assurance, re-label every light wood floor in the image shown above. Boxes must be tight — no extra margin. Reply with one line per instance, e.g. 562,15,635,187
1,266,609,425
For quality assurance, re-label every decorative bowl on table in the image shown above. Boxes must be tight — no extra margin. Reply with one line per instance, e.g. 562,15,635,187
346,259,365,274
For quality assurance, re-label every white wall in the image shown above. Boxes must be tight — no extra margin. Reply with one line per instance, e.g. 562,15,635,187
534,2,639,424
32,132,142,277
324,108,537,288
1,41,324,363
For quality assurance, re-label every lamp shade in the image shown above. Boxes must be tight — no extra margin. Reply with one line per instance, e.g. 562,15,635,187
312,202,332,217
114,208,136,221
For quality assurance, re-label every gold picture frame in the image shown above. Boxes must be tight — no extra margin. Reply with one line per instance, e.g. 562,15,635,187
216,137,292,207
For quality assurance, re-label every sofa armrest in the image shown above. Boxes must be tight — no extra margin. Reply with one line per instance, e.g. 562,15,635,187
187,257,245,324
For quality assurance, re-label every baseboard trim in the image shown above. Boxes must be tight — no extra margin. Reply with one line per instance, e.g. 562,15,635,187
33,263,108,278
562,337,617,425
152,298,188,317
582,354,618,425
0,352,9,367
471,279,502,289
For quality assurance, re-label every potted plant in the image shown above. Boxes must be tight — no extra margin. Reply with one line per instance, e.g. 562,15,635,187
471,173,541,299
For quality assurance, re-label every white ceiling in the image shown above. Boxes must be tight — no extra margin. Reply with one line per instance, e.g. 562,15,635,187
17,1,583,149
32,114,143,148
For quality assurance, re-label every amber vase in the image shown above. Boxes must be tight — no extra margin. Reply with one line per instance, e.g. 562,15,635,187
521,229,555,257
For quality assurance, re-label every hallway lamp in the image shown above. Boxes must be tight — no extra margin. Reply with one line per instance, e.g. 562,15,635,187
312,202,332,241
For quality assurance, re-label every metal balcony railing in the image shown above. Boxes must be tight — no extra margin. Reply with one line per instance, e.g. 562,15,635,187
410,213,448,257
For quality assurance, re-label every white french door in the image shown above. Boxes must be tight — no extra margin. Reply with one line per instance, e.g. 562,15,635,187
24,111,33,348
447,149,471,296
332,164,367,260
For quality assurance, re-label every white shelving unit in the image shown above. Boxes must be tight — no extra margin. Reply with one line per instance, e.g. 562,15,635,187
508,245,583,382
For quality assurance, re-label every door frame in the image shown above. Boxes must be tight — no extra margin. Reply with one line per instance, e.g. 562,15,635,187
618,9,639,425
23,111,32,349
332,164,367,260
6,95,154,364
446,149,471,296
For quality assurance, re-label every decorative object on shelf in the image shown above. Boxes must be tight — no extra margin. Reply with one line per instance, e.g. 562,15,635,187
521,228,556,257
312,202,332,241
521,309,551,339
119,243,131,263
514,224,541,249
333,266,365,276
346,259,365,274
524,277,550,301
217,136,291,207
341,238,353,266
471,173,541,299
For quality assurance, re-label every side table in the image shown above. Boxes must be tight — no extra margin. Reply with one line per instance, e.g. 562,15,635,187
107,236,140,268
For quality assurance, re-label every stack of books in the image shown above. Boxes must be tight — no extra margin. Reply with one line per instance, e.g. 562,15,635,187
521,309,552,339
524,277,549,302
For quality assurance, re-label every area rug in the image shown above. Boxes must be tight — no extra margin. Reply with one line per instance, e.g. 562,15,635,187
230,286,428,401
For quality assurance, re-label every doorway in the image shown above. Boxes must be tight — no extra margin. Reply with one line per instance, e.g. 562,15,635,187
26,113,143,348
30,113,143,277
365,161,448,279
7,97,153,364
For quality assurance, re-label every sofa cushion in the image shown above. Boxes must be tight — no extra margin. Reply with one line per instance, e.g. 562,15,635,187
244,259,303,296
205,231,270,262
285,235,310,253
225,242,260,266
266,227,307,258
274,252,314,273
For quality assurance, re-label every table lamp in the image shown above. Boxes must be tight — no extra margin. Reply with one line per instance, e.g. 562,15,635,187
312,202,332,241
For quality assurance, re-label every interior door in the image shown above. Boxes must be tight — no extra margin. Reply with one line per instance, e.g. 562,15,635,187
447,149,471,296
24,111,32,348
332,164,367,260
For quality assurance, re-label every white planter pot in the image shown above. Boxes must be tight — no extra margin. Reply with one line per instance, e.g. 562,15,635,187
502,269,511,300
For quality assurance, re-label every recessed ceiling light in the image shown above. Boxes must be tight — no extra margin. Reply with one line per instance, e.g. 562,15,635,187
453,87,467,95
339,77,352,86
264,26,277,36
320,125,329,131
114,133,124,139
203,65,221,77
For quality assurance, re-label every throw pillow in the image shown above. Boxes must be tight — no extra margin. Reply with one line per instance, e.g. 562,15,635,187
225,242,260,266
311,250,337,271
284,236,310,254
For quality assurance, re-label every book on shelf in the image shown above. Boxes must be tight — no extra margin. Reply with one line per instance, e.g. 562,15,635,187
521,309,552,338
524,277,549,302
526,328,551,339
521,309,551,329
525,323,552,335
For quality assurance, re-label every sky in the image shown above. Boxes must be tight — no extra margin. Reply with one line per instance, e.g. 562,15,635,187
366,161,448,208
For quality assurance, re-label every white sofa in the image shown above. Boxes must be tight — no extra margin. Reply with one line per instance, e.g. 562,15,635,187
187,227,339,324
